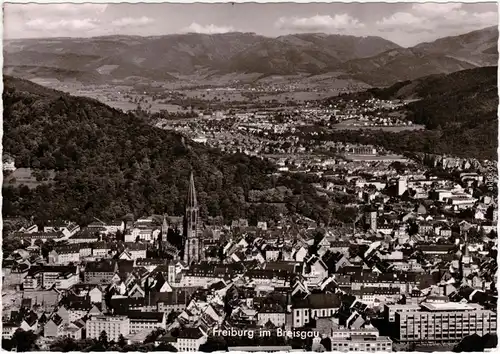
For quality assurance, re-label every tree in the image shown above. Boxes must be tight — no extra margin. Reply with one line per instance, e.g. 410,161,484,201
3,236,23,256
320,337,331,351
453,334,484,352
199,337,228,352
49,336,78,352
99,330,108,346
11,329,38,352
2,339,14,351
116,230,124,242
144,328,166,344
154,342,178,352
166,311,180,324
41,239,56,258
117,334,126,348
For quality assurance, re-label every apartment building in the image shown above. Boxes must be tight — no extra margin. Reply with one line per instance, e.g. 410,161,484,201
330,327,380,339
127,311,166,334
394,302,497,344
384,304,421,323
86,315,130,342
23,266,77,290
330,335,392,352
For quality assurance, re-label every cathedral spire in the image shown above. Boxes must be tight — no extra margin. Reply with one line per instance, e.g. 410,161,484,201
187,171,198,209
464,232,470,258
184,171,201,264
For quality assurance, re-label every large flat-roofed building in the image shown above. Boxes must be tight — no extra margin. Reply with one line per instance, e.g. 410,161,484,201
394,302,497,344
330,335,392,352
384,304,421,323
330,327,380,339
228,346,293,352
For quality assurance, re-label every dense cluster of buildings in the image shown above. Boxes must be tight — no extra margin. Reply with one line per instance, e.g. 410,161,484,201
157,105,412,175
3,90,498,351
3,151,498,352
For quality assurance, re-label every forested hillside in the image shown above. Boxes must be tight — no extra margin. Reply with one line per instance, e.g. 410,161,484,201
3,77,351,226
326,66,498,160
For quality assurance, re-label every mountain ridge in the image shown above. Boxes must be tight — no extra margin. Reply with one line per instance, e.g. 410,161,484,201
4,26,497,86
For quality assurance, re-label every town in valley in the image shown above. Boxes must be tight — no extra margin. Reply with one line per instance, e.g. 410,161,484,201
2,2,499,353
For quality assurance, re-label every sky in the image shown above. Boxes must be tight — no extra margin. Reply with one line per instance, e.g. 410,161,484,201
3,2,498,47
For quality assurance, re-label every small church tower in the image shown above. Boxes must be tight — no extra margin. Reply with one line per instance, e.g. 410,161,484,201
461,232,472,278
183,172,201,264
167,261,176,285
162,214,169,235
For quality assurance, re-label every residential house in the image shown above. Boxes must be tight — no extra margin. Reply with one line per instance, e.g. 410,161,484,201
49,245,81,265
124,242,148,260
257,303,286,327
304,255,328,286
92,242,112,259
330,241,351,255
156,290,189,312
55,271,79,290
44,221,80,239
84,260,118,284
291,245,308,262
2,322,18,339
69,284,104,303
59,321,85,340
23,288,62,311
20,311,38,332
44,314,65,338
68,231,99,245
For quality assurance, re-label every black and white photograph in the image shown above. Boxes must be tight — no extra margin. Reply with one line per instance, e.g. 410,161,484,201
1,1,499,352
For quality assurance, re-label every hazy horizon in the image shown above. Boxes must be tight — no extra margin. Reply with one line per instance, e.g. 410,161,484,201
4,2,498,47
3,24,498,48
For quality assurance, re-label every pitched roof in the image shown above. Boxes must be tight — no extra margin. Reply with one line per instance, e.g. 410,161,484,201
85,260,116,273
23,311,38,327
292,293,342,309
124,311,164,322
177,327,204,339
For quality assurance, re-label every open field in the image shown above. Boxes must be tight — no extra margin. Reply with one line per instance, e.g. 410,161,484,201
256,91,334,103
3,168,55,189
182,89,249,102
102,100,185,113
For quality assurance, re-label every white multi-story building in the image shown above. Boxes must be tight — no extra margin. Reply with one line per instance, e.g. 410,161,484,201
55,272,79,290
128,312,166,334
86,316,130,342
174,328,207,352
330,335,392,352
394,302,497,344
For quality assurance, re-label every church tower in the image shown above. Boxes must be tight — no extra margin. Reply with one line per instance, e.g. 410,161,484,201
461,232,472,278
183,172,201,264
162,214,169,235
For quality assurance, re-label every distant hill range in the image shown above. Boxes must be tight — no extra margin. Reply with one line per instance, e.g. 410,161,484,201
4,26,497,86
